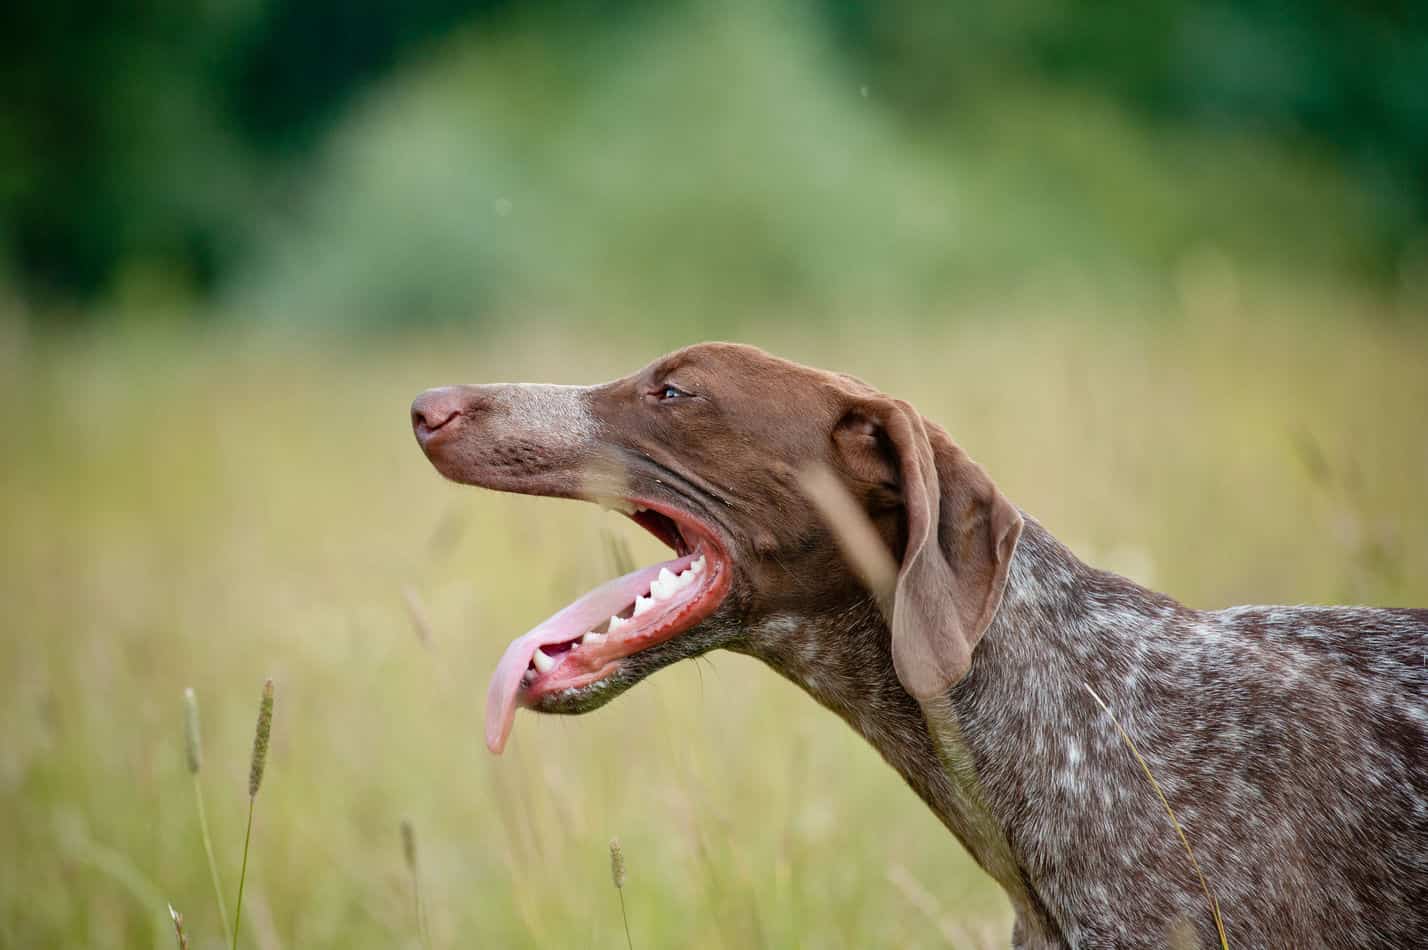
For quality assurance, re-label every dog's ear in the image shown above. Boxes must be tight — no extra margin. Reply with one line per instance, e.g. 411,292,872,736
835,400,1023,701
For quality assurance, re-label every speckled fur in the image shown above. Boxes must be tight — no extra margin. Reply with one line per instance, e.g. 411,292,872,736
741,518,1428,949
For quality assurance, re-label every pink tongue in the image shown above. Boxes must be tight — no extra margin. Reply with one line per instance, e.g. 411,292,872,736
485,553,695,754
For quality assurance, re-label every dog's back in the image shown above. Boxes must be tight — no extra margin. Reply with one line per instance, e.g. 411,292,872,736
960,530,1428,948
1194,605,1428,948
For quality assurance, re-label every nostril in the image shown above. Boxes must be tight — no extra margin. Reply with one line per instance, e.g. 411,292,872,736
411,389,466,439
415,406,458,432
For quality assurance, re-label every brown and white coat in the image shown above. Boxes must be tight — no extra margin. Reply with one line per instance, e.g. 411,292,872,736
412,342,1428,949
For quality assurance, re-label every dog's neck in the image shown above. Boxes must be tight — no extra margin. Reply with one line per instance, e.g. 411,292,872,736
738,517,1177,942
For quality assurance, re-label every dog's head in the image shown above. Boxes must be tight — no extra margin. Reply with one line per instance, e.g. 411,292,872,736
412,343,1021,752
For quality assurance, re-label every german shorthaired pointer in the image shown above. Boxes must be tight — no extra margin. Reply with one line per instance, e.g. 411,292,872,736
411,343,1427,948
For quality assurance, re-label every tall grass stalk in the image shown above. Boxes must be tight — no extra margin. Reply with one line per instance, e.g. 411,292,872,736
609,838,632,950
1083,683,1229,949
184,688,232,946
401,819,430,950
797,463,897,618
232,679,274,950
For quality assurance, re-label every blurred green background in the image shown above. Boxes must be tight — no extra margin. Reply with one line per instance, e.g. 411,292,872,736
4,0,1427,324
2,1,1426,948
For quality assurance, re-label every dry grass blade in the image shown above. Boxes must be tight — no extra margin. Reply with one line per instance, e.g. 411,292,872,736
796,463,897,618
1289,429,1333,489
183,688,232,946
400,819,430,950
600,520,636,578
1083,683,1229,950
401,584,435,650
885,863,969,947
53,810,167,944
168,904,190,950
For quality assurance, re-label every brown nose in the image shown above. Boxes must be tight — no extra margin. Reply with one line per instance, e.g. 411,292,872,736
411,387,468,444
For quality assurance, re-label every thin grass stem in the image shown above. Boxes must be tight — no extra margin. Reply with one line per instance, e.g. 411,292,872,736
184,687,232,946
617,889,632,950
232,679,273,950
192,774,232,946
1084,683,1229,949
231,799,255,950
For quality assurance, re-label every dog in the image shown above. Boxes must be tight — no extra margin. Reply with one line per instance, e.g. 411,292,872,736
411,342,1428,948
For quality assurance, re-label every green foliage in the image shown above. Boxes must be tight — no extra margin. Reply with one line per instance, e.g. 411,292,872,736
1,0,1424,323
230,2,1406,328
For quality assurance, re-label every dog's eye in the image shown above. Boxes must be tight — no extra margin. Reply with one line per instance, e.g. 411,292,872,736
656,384,691,401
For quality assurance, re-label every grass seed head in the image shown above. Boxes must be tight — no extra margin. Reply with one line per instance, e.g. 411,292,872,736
168,903,190,950
609,837,626,889
182,687,202,774
248,679,274,798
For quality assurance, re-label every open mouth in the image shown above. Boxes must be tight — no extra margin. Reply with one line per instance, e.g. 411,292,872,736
484,500,731,753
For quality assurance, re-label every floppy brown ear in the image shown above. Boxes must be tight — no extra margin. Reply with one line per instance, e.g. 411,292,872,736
838,400,1024,701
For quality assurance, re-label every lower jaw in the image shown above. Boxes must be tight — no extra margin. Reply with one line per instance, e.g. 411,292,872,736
527,671,631,714
520,607,717,714
523,607,739,715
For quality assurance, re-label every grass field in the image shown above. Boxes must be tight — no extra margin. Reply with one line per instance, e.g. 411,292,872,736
2,294,1426,948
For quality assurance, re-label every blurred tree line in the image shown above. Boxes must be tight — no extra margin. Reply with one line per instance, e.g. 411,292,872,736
2,0,1424,323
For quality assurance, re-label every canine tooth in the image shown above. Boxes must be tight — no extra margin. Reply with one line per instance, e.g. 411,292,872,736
650,578,672,600
532,648,555,673
607,616,629,635
632,595,654,616
584,631,608,646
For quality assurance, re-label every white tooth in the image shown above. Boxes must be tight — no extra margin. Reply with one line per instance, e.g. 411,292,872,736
656,565,679,597
584,631,608,646
532,648,555,673
632,595,654,616
607,616,629,635
522,670,536,684
675,569,696,588
692,555,706,573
